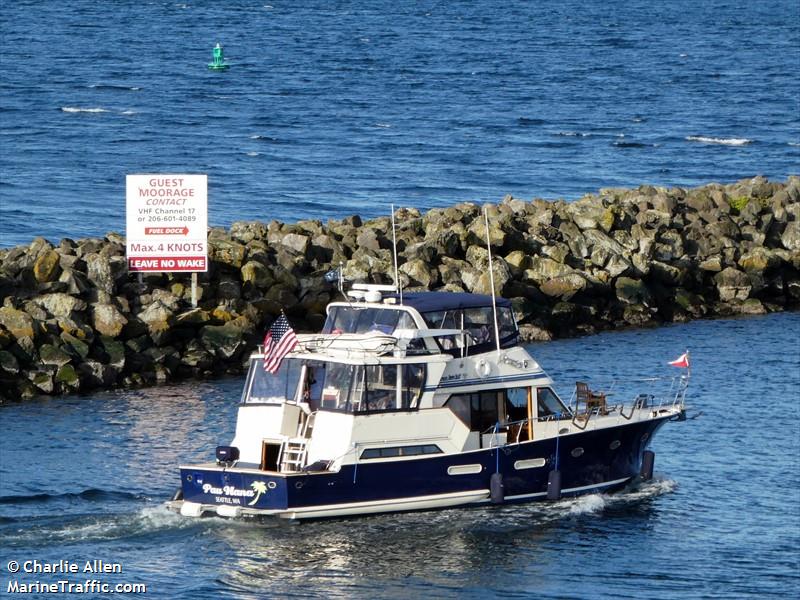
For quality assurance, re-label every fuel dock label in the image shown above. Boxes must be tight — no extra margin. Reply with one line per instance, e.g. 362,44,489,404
126,174,208,272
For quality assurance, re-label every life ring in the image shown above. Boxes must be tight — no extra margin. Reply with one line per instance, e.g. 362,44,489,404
475,359,491,378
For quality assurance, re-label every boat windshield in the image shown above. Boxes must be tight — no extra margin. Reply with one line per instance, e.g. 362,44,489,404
243,358,303,404
306,361,426,413
322,306,418,335
242,357,426,413
422,306,518,351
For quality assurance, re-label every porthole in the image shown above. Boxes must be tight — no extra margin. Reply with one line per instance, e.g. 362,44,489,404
641,433,649,442
559,428,569,435
609,440,621,450
448,464,482,475
294,481,303,489
514,458,546,470
571,447,584,458
268,481,277,489
186,474,193,482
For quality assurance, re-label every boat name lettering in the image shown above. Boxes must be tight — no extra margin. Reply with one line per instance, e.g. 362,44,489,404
202,483,256,498
441,374,465,382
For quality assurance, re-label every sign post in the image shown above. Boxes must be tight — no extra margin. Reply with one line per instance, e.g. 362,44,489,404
126,174,208,307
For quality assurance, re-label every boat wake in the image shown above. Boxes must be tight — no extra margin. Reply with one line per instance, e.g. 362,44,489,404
563,477,677,516
0,505,190,549
0,488,146,506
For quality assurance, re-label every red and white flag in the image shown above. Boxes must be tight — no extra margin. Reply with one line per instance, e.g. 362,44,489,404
262,313,298,374
668,352,690,368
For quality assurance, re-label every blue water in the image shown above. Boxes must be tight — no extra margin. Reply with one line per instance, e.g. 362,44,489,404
1,312,799,598
1,0,799,247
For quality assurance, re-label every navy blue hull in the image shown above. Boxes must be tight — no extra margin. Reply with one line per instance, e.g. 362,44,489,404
179,417,669,516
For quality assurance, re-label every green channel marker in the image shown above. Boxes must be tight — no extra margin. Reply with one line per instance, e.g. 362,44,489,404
208,43,229,70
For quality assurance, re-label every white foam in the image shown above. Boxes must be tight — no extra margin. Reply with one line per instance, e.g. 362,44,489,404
374,123,392,128
568,493,607,515
246,151,260,157
61,107,108,113
788,142,800,147
686,135,752,146
623,477,678,501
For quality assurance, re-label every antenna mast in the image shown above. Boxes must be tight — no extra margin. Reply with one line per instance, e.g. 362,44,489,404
484,206,501,354
391,204,403,304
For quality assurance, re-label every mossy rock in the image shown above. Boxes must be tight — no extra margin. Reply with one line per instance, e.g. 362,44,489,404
0,350,19,375
55,364,80,389
39,343,72,367
33,250,62,283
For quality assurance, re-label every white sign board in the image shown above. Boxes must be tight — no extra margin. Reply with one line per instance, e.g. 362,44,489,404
126,174,208,272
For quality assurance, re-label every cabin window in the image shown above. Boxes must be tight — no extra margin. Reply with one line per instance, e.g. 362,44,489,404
422,306,518,353
360,444,442,460
504,387,529,424
445,391,502,433
358,363,425,413
323,306,412,334
246,358,302,403
307,362,426,414
537,387,570,419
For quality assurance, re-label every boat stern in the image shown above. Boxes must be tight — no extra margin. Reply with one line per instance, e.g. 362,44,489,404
168,465,289,518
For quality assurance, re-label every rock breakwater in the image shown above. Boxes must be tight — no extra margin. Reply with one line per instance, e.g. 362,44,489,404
1,176,798,401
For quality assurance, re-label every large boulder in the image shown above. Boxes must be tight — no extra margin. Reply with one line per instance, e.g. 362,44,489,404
781,221,800,251
400,259,436,289
137,301,175,340
0,307,35,340
85,253,125,294
540,274,587,300
615,277,653,306
714,267,752,302
91,303,128,338
39,343,72,367
34,293,87,318
33,250,62,283
210,239,247,269
199,322,247,360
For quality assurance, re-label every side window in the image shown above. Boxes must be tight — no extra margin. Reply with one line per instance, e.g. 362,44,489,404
537,387,569,419
445,394,471,426
357,364,426,413
497,307,518,341
463,308,491,345
362,365,396,412
472,391,500,432
401,363,425,409
444,391,501,432
505,387,528,423
321,363,359,411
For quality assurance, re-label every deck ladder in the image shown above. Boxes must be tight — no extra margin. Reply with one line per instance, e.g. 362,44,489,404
279,438,309,473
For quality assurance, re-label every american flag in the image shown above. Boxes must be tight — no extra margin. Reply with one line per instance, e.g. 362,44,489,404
262,313,298,374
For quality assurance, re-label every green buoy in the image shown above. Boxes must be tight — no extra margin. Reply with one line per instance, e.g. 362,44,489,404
208,43,229,71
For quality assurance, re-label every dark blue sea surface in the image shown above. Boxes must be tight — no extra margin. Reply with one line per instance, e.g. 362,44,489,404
1,312,799,598
1,0,799,247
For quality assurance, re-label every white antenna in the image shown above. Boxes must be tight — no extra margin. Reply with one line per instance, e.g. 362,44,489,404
484,206,501,354
391,203,403,304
